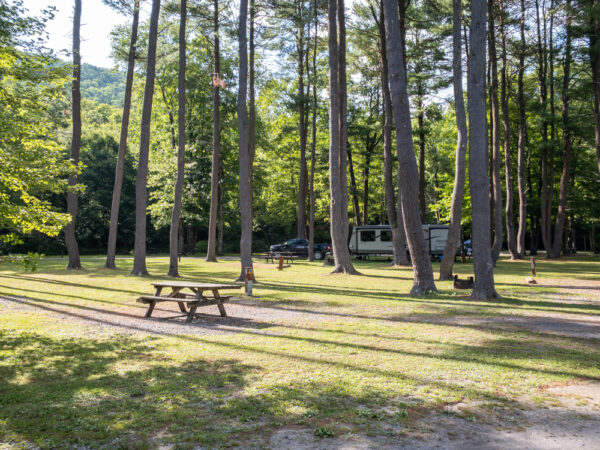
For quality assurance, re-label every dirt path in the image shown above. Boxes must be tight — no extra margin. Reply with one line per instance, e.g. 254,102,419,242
268,383,600,449
0,294,328,337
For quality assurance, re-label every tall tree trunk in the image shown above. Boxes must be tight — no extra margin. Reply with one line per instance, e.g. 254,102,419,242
537,0,551,253
308,0,318,262
206,0,221,262
416,83,427,223
469,0,499,299
440,0,468,280
106,0,139,269
167,0,187,277
159,82,177,152
238,0,254,280
249,0,256,187
383,0,436,295
347,145,361,225
549,0,572,258
373,0,409,267
217,166,224,256
297,6,308,239
590,0,600,175
178,219,184,256
362,144,374,225
328,0,358,274
547,0,556,258
131,0,161,276
65,0,82,270
516,0,528,257
499,0,518,259
488,1,503,264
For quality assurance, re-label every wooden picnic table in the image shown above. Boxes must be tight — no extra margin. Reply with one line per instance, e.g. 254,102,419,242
137,281,243,323
264,251,295,264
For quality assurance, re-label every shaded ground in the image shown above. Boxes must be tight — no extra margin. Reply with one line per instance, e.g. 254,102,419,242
0,256,599,448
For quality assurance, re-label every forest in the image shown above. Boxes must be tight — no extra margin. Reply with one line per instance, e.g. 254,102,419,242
2,0,600,297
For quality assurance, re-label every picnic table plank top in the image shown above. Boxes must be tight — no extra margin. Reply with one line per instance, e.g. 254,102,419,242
152,281,243,289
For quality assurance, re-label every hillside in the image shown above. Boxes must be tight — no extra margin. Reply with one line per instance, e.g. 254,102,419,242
81,63,126,107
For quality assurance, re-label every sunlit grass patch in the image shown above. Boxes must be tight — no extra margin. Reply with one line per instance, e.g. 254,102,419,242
0,255,599,447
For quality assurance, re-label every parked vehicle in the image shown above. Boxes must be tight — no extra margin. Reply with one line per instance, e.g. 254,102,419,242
348,224,460,259
269,239,331,260
463,239,472,256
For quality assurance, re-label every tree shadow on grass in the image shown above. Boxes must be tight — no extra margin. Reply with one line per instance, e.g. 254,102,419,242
4,293,598,384
0,327,509,448
0,294,275,333
0,330,259,448
256,281,600,316
498,282,600,291
2,306,599,446
0,273,143,295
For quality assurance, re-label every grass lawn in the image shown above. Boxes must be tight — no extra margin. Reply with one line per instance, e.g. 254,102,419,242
0,255,599,448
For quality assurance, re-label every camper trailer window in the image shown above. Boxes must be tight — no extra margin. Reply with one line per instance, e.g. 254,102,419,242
360,230,376,242
380,230,391,242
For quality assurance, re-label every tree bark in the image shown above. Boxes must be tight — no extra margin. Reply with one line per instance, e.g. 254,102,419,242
383,0,436,295
416,83,427,223
371,2,409,266
65,0,82,270
217,165,224,256
468,0,499,299
297,3,308,239
536,0,551,253
373,1,409,266
516,0,528,257
549,0,572,258
308,0,318,262
488,1,503,264
440,0,468,280
547,0,556,258
106,0,139,269
589,0,600,175
131,0,161,276
347,145,361,225
167,0,187,277
499,0,518,260
249,0,256,188
206,0,221,262
159,82,177,153
362,143,375,225
238,0,254,280
328,0,358,274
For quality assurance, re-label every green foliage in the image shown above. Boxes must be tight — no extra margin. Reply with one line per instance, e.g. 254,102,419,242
77,134,137,253
0,0,71,243
0,252,43,271
80,63,126,107
314,426,335,438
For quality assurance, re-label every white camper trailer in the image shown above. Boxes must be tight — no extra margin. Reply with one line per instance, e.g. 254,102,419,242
348,224,453,259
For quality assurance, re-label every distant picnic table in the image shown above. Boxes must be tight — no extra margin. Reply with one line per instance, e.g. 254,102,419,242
264,251,295,264
137,281,242,323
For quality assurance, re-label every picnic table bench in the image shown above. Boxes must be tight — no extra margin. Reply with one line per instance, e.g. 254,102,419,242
264,252,295,264
137,281,242,323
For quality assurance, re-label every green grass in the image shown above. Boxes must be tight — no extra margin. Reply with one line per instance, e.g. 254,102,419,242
0,255,599,448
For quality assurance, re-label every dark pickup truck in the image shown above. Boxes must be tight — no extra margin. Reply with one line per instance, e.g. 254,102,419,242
269,239,331,260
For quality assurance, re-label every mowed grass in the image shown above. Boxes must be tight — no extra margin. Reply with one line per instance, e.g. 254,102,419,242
0,255,599,448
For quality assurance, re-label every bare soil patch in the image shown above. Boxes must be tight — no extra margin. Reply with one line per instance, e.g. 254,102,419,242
0,295,328,337
268,384,600,449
